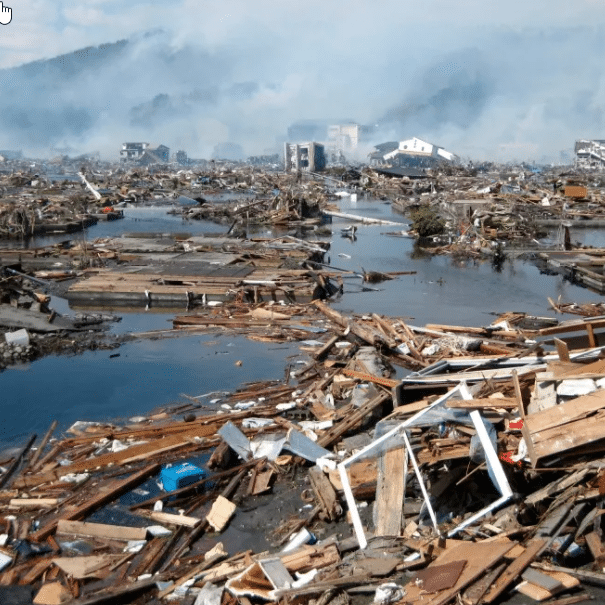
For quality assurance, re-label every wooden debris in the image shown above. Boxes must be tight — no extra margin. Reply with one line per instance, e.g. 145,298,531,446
56,520,147,541
206,495,237,532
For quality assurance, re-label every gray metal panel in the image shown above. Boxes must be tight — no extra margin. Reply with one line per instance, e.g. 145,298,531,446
218,422,252,461
284,428,331,462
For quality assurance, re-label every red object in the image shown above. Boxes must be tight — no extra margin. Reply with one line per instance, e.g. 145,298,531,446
509,419,524,429
499,451,515,465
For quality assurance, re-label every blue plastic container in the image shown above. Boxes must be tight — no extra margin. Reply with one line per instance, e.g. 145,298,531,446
161,463,205,492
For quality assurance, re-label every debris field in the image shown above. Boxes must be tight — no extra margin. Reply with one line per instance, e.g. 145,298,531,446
3,160,605,604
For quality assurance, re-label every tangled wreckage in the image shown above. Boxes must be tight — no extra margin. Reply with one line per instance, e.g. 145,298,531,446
3,157,605,604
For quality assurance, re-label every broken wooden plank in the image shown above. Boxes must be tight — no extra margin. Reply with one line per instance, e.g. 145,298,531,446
52,555,124,579
524,390,605,466
9,498,58,509
313,334,341,361
317,392,390,448
313,300,389,347
137,510,200,528
308,466,341,521
445,397,518,409
57,519,147,541
341,368,399,388
375,446,405,537
534,563,605,588
482,538,546,603
585,531,605,566
555,338,571,362
27,420,58,472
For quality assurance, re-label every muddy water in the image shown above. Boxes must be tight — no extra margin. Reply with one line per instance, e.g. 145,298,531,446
1,197,603,447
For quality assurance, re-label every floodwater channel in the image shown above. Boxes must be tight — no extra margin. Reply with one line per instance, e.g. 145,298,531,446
1,195,603,449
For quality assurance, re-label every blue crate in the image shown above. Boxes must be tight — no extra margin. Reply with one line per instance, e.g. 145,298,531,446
161,463,205,492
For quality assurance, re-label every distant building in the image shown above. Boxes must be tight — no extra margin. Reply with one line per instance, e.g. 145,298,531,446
120,142,149,162
175,150,188,165
121,143,170,165
574,140,605,169
284,142,326,172
369,142,399,166
370,137,458,168
151,144,170,162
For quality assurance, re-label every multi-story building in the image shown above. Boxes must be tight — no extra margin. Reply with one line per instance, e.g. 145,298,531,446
120,142,149,162
284,142,326,172
574,140,605,170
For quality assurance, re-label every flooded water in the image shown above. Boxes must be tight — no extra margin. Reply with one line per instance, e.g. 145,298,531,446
1,194,604,446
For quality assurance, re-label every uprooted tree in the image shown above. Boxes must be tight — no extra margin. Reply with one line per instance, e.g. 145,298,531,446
410,205,446,237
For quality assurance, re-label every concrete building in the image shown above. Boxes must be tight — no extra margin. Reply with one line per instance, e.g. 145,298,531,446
284,142,326,172
574,140,605,169
120,142,149,162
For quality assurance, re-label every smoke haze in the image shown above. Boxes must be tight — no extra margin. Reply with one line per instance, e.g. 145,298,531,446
1,1,604,162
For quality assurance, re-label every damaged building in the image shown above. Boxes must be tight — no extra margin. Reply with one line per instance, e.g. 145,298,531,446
120,143,170,164
574,139,605,170
139,144,170,165
370,137,459,168
284,142,326,172
120,142,149,162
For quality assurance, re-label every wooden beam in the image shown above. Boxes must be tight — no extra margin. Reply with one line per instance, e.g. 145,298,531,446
375,446,405,536
538,318,605,336
587,323,597,348
554,338,570,362
57,520,147,541
27,420,57,472
446,397,518,409
482,538,546,603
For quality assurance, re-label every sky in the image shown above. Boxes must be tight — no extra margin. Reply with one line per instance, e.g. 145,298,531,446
0,0,605,161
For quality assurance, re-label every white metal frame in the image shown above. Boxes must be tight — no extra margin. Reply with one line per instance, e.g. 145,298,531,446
337,382,513,549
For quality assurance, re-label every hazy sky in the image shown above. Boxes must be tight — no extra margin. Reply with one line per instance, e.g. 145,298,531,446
1,1,605,161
